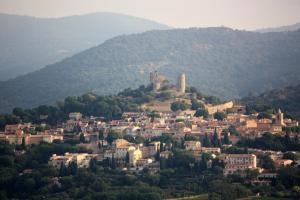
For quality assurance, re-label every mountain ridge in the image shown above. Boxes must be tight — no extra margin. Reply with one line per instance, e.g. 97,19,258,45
0,27,300,113
256,22,300,33
0,12,170,80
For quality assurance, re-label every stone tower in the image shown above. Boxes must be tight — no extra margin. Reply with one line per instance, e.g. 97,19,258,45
150,71,166,91
276,108,284,126
178,73,186,94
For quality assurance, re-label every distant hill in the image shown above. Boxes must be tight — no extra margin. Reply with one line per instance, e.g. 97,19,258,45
242,84,300,120
0,27,300,113
0,12,169,80
256,22,300,33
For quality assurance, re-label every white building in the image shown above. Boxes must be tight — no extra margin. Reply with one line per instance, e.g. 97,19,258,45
220,154,257,176
48,153,96,169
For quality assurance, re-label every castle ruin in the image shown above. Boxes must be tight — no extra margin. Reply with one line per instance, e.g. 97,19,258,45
149,71,186,94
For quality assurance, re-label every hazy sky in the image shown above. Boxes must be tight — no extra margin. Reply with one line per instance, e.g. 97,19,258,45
1,0,300,30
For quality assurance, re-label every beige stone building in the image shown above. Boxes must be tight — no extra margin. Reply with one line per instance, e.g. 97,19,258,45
48,152,97,169
184,141,201,151
220,154,257,176
128,148,142,167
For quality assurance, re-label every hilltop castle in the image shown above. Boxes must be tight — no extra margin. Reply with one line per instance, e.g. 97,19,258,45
150,71,186,94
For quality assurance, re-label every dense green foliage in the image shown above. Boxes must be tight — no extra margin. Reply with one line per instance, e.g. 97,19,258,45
0,86,156,130
0,13,169,81
171,101,190,112
0,141,162,200
191,99,205,110
1,28,300,112
243,84,300,120
213,112,226,121
237,132,300,151
1,134,300,199
194,109,209,118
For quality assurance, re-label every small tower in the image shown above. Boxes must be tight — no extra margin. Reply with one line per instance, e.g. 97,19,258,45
150,71,158,91
178,73,186,94
276,108,284,126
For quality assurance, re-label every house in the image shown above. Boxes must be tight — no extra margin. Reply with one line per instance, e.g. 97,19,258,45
201,147,221,154
112,139,130,148
275,159,293,167
160,150,173,159
128,148,142,167
69,112,82,120
184,141,201,151
48,152,97,168
220,154,257,176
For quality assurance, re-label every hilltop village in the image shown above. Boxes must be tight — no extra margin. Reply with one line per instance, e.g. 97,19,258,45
0,72,300,199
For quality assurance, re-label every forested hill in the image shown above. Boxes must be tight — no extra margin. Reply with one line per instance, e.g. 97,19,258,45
0,12,169,80
242,84,300,120
1,27,300,112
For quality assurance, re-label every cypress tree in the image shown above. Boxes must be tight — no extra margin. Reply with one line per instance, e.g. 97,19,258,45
223,131,230,145
203,133,211,147
212,128,221,147
21,137,26,150
80,133,85,143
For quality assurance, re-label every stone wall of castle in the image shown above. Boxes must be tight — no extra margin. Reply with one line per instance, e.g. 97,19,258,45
205,101,234,115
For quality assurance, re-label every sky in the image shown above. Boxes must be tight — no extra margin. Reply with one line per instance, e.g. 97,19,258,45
1,0,300,30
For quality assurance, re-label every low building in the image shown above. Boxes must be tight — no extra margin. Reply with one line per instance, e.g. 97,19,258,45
160,150,173,159
48,152,96,169
69,112,82,120
220,154,257,176
112,139,130,148
275,159,293,167
184,141,201,151
201,147,221,154
128,148,142,167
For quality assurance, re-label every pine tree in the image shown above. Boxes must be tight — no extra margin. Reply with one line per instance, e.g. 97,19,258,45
284,131,292,146
59,162,67,176
111,155,117,169
295,134,299,144
79,133,85,143
203,133,211,147
223,131,230,145
212,128,221,147
21,137,26,150
68,162,78,175
99,129,105,147
89,158,97,173
160,158,167,169
125,152,130,164
99,129,104,140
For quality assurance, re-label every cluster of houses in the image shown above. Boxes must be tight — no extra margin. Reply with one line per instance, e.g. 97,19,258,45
1,105,298,177
0,73,299,180
0,123,63,145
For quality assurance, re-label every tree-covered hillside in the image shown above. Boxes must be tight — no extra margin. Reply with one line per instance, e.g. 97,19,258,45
0,27,300,112
242,84,300,120
0,12,169,80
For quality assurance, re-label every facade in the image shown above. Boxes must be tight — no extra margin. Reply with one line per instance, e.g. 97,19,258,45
115,146,135,159
0,132,63,145
112,139,130,148
48,152,96,168
128,148,142,167
221,154,257,176
201,147,221,154
184,141,201,151
69,112,82,120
